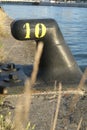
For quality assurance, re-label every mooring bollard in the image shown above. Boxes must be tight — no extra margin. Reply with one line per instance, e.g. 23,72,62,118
11,19,82,86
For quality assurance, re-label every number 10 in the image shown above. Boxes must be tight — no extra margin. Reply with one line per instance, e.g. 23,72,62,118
23,23,47,39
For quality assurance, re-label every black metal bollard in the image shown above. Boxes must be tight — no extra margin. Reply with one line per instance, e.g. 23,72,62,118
11,19,82,85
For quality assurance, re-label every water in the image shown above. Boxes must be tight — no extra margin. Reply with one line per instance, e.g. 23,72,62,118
2,4,87,70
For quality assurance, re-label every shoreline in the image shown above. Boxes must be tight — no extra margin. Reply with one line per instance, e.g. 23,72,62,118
0,2,87,8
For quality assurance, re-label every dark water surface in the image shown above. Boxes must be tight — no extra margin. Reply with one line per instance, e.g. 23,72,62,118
2,4,87,70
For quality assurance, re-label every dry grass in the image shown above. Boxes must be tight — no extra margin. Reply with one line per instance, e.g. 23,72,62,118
0,37,86,129
50,83,62,130
13,41,44,130
0,10,87,129
0,44,5,63
0,7,10,37
31,88,84,96
68,68,87,116
0,8,10,62
13,40,86,130
77,117,83,130
0,7,14,63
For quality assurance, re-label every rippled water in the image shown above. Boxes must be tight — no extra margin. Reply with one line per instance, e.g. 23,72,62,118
2,4,87,70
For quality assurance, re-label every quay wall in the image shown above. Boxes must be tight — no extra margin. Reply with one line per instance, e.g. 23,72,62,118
40,2,87,7
0,1,87,8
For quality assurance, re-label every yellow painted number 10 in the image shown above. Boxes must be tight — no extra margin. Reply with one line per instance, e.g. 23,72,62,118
23,23,47,39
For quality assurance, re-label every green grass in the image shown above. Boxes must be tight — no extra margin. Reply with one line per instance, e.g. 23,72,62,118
0,112,35,130
0,112,14,130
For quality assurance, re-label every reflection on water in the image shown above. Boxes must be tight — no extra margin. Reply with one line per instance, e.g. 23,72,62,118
2,5,87,70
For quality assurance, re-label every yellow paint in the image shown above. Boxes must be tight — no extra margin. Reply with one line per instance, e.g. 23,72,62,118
23,23,30,38
23,23,46,39
35,23,46,38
